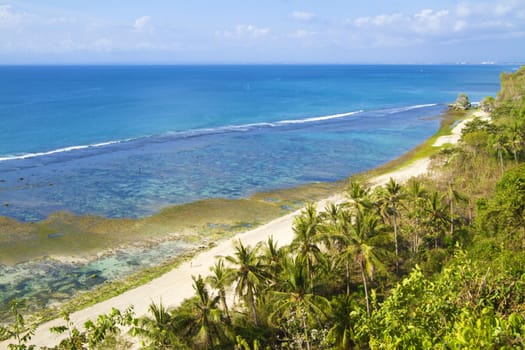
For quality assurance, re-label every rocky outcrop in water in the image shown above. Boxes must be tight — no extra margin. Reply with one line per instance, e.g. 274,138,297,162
448,93,472,110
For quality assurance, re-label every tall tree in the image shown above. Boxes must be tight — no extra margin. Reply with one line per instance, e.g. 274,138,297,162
190,275,224,349
225,240,266,326
377,178,405,273
405,179,428,254
327,295,362,350
261,236,285,287
346,181,372,213
348,209,387,314
446,182,468,236
133,302,181,350
424,191,449,249
269,254,330,350
207,259,234,325
506,122,523,163
290,202,324,293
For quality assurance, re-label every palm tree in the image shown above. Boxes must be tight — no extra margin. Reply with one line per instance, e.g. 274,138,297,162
261,236,285,286
225,240,266,326
405,179,427,254
446,182,468,236
133,301,180,349
290,202,324,293
269,254,330,350
327,295,362,350
322,208,354,296
189,275,224,349
377,178,405,273
489,133,508,173
346,181,372,213
319,202,343,253
348,209,387,315
506,122,523,163
207,259,234,324
424,191,449,249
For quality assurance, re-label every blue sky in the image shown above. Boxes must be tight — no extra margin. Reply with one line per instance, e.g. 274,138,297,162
1,0,524,64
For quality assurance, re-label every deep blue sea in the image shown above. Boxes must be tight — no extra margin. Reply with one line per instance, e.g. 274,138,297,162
0,65,514,222
0,64,516,315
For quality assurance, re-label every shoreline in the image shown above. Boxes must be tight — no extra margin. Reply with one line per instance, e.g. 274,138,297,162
2,107,478,348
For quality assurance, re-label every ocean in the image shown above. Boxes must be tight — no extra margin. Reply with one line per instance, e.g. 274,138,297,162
0,64,512,221
0,64,514,313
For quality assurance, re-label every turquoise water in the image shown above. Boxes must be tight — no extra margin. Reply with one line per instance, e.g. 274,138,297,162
0,64,514,315
0,65,512,221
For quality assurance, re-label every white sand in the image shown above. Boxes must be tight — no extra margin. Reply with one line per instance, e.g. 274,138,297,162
3,113,477,348
433,110,490,147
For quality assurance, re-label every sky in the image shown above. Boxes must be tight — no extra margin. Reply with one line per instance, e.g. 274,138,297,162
0,0,524,64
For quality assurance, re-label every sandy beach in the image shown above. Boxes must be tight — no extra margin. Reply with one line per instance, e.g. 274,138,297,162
2,110,482,348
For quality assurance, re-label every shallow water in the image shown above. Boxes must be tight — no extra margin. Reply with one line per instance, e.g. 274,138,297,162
0,64,511,317
0,239,195,317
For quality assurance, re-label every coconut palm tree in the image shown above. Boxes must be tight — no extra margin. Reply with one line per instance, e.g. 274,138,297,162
133,301,181,349
376,178,405,273
189,275,224,349
322,208,354,296
506,122,523,163
269,254,330,350
446,182,468,236
261,236,285,286
225,240,266,326
405,179,428,254
207,259,234,324
424,191,449,249
290,202,324,293
489,133,508,173
327,294,362,350
346,181,372,213
347,209,387,315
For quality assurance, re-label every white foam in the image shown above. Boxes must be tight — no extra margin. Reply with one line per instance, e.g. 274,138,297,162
276,110,364,125
385,103,438,114
0,105,439,163
0,140,122,162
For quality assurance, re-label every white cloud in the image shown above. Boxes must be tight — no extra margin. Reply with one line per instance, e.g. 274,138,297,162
133,15,151,32
92,38,112,51
413,9,450,33
454,20,467,32
0,5,23,27
290,29,316,39
291,11,316,22
456,3,471,18
355,13,403,27
216,24,270,39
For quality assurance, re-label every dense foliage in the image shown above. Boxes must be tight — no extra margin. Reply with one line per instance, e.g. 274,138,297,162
2,66,525,349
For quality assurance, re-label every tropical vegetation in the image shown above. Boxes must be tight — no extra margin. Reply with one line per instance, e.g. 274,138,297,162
2,66,525,349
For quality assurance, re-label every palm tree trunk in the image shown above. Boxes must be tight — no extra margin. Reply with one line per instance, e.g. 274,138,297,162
499,150,504,173
302,309,311,350
308,258,315,295
360,262,370,315
248,291,259,326
346,259,350,296
393,211,399,274
450,199,454,236
204,319,216,350
220,291,231,324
